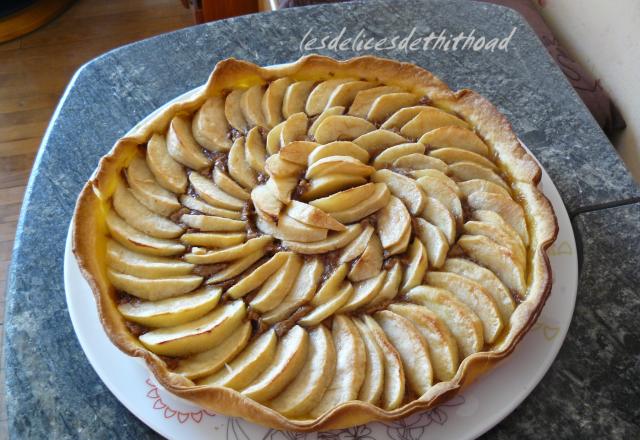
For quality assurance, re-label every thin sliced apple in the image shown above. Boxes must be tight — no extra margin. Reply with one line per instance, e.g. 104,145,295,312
385,222,411,256
282,223,362,254
421,197,457,245
106,210,185,256
473,209,524,248
394,154,448,173
265,153,304,178
416,176,463,225
373,143,425,169
425,271,503,343
463,220,526,270
400,108,469,139
251,184,282,219
266,120,284,155
349,234,383,282
466,192,529,245
300,174,367,201
372,169,425,215
311,264,349,305
240,84,267,128
245,126,267,173
298,282,353,327
106,239,193,278
180,195,242,219
108,269,203,301
283,80,315,119
314,115,375,144
348,86,401,118
353,318,384,404
206,248,267,284
242,325,309,402
368,92,420,122
180,232,245,248
225,89,248,132
414,218,449,269
166,115,211,170
262,77,293,128
266,214,328,242
279,141,320,165
308,106,345,138
189,172,244,211
309,315,366,417
184,236,272,264
286,200,345,231
226,252,292,298
112,184,183,239
401,238,429,293
458,179,510,199
326,80,375,108
380,105,431,130
146,133,187,194
449,161,509,190
139,300,246,356
377,196,411,250
228,137,258,189
213,168,250,201
419,126,489,156
281,112,308,145
180,214,246,232
389,303,459,382
305,78,353,115
306,155,374,179
338,226,375,264
369,261,402,306
340,271,385,312
118,286,220,328
268,325,336,417
250,254,303,312
353,129,407,156
430,147,497,170
307,141,370,165
127,155,180,216
406,285,484,357
410,169,460,196
267,175,298,204
330,183,390,224
192,95,232,152
309,183,374,212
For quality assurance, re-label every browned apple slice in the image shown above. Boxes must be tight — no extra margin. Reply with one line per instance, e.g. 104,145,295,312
146,133,188,194
240,84,267,128
266,120,284,155
463,220,526,271
416,176,463,226
282,223,363,254
298,282,353,326
393,153,448,173
338,225,375,264
213,168,250,201
166,115,211,170
245,126,267,173
372,169,425,215
180,214,246,232
353,129,407,156
410,169,460,196
330,183,390,224
189,172,244,211
180,232,245,248
314,115,375,144
449,161,509,190
281,112,308,145
466,191,529,245
348,85,401,118
406,285,484,357
286,200,345,231
400,108,469,139
413,218,449,269
309,315,366,417
106,240,193,278
372,143,425,169
183,235,272,264
368,92,420,122
228,137,258,189
180,195,242,220
458,179,510,199
375,310,433,396
401,238,429,293
306,155,375,179
139,300,245,356
279,141,320,166
349,234,383,282
300,174,367,201
305,78,353,116
308,106,345,137
241,326,309,402
376,196,411,250
430,147,497,170
225,89,248,132
192,95,232,152
419,126,489,156
262,77,293,128
105,210,185,256
352,318,384,404
309,183,375,212
268,325,336,417
425,271,503,343
389,303,459,382
265,153,304,178
206,248,267,284
127,156,180,216
380,105,430,130
283,80,315,119
369,261,403,306
473,209,524,249
250,254,303,312
340,271,385,312
226,252,292,298
307,141,370,165
420,197,456,245
326,80,375,108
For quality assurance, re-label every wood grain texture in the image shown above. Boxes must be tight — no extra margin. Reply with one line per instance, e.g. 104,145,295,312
0,0,193,435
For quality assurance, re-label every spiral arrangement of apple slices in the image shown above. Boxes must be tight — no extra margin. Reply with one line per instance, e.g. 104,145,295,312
106,75,530,417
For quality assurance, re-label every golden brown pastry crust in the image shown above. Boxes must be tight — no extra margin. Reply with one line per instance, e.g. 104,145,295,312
72,55,558,431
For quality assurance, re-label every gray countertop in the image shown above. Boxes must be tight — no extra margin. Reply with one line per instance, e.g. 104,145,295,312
4,0,639,438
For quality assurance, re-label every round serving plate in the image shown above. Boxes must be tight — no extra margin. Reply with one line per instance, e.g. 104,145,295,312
64,78,578,440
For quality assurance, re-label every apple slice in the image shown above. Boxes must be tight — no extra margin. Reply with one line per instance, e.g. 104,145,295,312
308,106,346,137
268,175,298,204
262,77,293,128
184,236,272,264
458,179,510,199
180,214,246,232
326,80,375,108
192,95,232,152
443,258,515,321
300,174,368,202
298,281,353,326
449,161,509,190
269,325,336,417
372,169,425,215
189,173,244,211
106,210,185,256
353,129,407,156
240,84,267,128
473,209,524,248
180,195,242,220
414,218,449,269
262,258,324,324
199,329,277,388
146,133,188,194
139,300,246,356
266,120,284,155
112,184,183,239
361,315,405,410
309,183,375,212
419,126,489,156
118,286,221,328
127,156,180,216
166,115,211,170
250,254,303,312
268,214,328,242
225,89,248,132
348,86,401,118
281,112,308,145
251,184,282,219
394,154,448,173
338,226,375,264
305,78,353,116
306,155,375,179
377,196,411,250
311,264,349,305
372,143,425,169
400,107,469,139
228,137,258,189
406,285,484,357
430,147,497,170
309,315,366,417
401,239,429,293
375,310,433,396
425,271,503,343
314,115,375,144
308,141,370,165
457,234,526,297
206,248,267,284
279,141,320,166
352,318,384,404
380,105,430,130
180,232,245,248
416,176,463,226
340,271,385,312
463,220,526,271
226,252,292,298
349,234,383,282
330,183,390,224
410,169,460,196
282,223,363,254
108,269,202,300
283,80,315,119
174,321,251,380
265,153,304,178
466,192,529,245
389,303,459,382
242,326,309,402
369,261,402,306
286,200,345,231
421,197,456,245
245,126,267,173
213,168,250,201
368,92,420,122
106,239,193,278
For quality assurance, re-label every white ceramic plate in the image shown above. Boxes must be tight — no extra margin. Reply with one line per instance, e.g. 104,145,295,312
64,82,578,440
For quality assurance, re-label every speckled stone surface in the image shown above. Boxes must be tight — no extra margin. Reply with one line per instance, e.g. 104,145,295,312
3,0,640,438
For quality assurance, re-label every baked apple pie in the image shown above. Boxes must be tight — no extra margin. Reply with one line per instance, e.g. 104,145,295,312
73,55,557,431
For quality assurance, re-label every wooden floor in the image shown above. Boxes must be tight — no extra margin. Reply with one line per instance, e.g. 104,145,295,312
0,0,194,434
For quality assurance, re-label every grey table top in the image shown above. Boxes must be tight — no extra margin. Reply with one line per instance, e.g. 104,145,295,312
4,0,639,438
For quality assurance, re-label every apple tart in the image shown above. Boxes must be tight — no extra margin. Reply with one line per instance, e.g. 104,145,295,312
73,55,557,431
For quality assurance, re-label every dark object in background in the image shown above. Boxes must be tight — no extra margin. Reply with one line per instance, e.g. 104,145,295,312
181,0,259,23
